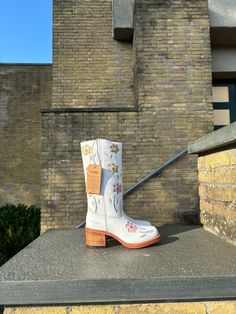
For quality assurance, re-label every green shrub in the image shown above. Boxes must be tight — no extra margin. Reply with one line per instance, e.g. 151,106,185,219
0,203,40,266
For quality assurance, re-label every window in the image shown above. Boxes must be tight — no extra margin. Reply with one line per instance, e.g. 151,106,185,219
212,81,236,130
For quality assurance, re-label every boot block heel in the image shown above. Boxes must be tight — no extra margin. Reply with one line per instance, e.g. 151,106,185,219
85,228,106,248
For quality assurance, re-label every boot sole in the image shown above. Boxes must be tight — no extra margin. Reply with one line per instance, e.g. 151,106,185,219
85,227,161,249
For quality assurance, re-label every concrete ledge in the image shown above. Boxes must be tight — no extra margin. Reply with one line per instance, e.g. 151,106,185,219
188,122,236,154
112,0,134,41
0,225,235,305
1,276,236,306
209,0,236,27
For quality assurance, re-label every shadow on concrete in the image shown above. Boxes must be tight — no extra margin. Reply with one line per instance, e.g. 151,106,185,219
154,224,203,247
157,224,202,236
104,224,203,248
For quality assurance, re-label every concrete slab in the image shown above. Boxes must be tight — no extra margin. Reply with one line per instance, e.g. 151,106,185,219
112,0,134,41
0,225,235,305
209,0,236,27
188,122,236,154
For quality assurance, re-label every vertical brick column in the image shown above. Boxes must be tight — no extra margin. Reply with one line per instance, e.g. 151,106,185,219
134,0,213,143
130,0,213,223
52,0,134,108
0,65,52,207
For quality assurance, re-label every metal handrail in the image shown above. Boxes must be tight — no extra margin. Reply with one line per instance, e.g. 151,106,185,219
75,148,188,228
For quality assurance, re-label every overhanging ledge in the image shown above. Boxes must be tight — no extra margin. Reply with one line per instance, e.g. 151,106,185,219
0,226,235,305
112,0,134,41
1,276,236,305
188,122,236,154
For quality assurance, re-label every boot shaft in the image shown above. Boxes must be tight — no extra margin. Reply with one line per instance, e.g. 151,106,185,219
81,139,160,248
81,139,123,218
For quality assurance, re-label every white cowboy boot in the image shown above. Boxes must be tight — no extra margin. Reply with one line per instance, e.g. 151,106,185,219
81,139,151,227
123,212,151,226
81,139,160,249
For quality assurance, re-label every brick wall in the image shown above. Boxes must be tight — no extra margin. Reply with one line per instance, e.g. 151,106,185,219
0,64,52,207
52,0,134,108
41,0,213,232
198,148,236,243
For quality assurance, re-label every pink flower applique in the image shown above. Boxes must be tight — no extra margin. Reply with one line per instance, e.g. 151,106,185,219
113,183,122,193
126,221,137,233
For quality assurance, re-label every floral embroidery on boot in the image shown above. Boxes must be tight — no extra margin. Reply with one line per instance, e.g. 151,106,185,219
126,221,137,233
110,143,119,154
113,183,122,193
109,163,118,174
82,145,92,156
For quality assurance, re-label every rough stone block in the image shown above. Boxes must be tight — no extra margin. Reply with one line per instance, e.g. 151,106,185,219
4,302,236,314
71,305,115,314
118,303,206,314
197,148,236,242
198,149,236,170
198,167,236,184
3,307,65,314
207,301,236,314
206,185,236,203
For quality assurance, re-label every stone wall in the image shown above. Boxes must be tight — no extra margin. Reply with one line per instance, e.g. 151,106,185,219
3,301,236,314
0,64,52,207
198,148,236,243
41,0,213,232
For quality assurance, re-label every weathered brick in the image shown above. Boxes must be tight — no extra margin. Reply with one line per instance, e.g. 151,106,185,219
118,303,206,314
5,302,236,314
52,0,134,108
200,198,236,217
198,149,236,170
199,184,207,199
198,149,236,242
206,184,236,203
3,307,65,314
199,166,236,184
71,305,116,314
207,302,236,314
0,64,52,207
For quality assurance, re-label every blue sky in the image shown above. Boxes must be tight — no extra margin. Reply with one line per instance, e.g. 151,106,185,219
0,0,52,63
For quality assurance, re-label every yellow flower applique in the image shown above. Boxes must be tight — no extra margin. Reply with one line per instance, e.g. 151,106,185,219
109,163,118,174
82,145,92,156
110,143,119,154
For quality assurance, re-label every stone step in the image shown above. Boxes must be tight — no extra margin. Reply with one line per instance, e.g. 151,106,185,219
0,225,235,305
